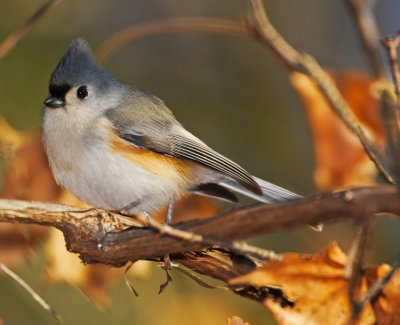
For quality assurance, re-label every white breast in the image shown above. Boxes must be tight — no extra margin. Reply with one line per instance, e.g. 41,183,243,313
42,108,184,214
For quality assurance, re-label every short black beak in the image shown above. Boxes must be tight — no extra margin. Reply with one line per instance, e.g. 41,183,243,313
44,96,65,109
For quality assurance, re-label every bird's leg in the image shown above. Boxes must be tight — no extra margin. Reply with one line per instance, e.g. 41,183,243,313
163,200,175,268
159,200,175,294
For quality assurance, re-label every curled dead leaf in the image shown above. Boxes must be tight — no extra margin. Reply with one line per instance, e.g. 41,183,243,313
229,243,400,325
291,71,386,190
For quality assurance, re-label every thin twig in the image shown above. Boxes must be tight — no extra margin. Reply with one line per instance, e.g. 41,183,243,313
344,0,386,79
381,34,400,107
380,34,400,181
175,265,227,290
0,0,62,60
0,262,61,320
382,33,400,109
96,18,251,64
246,0,394,184
124,262,139,297
344,225,364,280
158,263,173,294
346,217,375,324
350,255,400,323
380,89,400,182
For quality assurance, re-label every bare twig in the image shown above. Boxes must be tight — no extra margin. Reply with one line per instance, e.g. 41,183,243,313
124,262,139,297
346,217,375,325
344,226,364,280
344,0,385,79
380,89,400,181
158,263,173,294
0,262,61,320
381,34,400,181
350,256,400,323
174,265,226,290
346,217,375,279
246,0,394,184
381,34,400,106
96,18,251,64
0,0,62,60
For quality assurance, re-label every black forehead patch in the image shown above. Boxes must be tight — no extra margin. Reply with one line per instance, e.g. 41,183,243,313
49,84,71,98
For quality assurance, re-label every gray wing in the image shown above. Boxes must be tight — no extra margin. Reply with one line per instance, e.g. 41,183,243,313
168,133,262,194
117,127,262,195
105,88,262,195
105,88,299,202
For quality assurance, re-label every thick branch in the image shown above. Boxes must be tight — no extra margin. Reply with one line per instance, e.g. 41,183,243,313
0,186,399,266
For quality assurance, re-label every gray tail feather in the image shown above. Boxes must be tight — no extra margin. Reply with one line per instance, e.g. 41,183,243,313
219,175,301,203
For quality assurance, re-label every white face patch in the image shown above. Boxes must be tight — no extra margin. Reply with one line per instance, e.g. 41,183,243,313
64,86,89,110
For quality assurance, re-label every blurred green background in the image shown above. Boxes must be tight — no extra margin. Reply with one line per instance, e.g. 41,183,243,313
1,0,400,324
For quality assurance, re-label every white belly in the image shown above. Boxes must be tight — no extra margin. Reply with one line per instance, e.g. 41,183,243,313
57,148,181,213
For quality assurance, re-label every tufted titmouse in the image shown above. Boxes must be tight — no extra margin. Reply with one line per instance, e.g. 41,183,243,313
43,39,299,223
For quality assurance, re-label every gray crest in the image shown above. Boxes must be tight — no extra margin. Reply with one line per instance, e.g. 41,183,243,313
50,38,116,89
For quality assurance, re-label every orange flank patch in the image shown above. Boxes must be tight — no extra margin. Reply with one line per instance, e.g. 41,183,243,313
110,134,195,186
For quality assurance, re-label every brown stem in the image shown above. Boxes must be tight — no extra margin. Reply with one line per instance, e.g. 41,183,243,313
344,0,386,79
96,18,251,64
381,34,400,106
380,90,400,182
0,0,62,60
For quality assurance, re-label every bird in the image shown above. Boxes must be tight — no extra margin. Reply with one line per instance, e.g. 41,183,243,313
42,38,300,223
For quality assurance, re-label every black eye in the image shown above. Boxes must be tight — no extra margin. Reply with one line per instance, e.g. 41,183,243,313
77,86,88,99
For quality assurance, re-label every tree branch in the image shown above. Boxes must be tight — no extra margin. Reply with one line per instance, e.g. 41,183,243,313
0,262,61,320
0,186,399,267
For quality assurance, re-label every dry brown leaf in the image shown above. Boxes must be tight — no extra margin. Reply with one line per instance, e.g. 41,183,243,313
0,117,31,160
0,133,61,202
0,120,57,268
291,71,385,190
228,315,251,325
229,243,393,325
